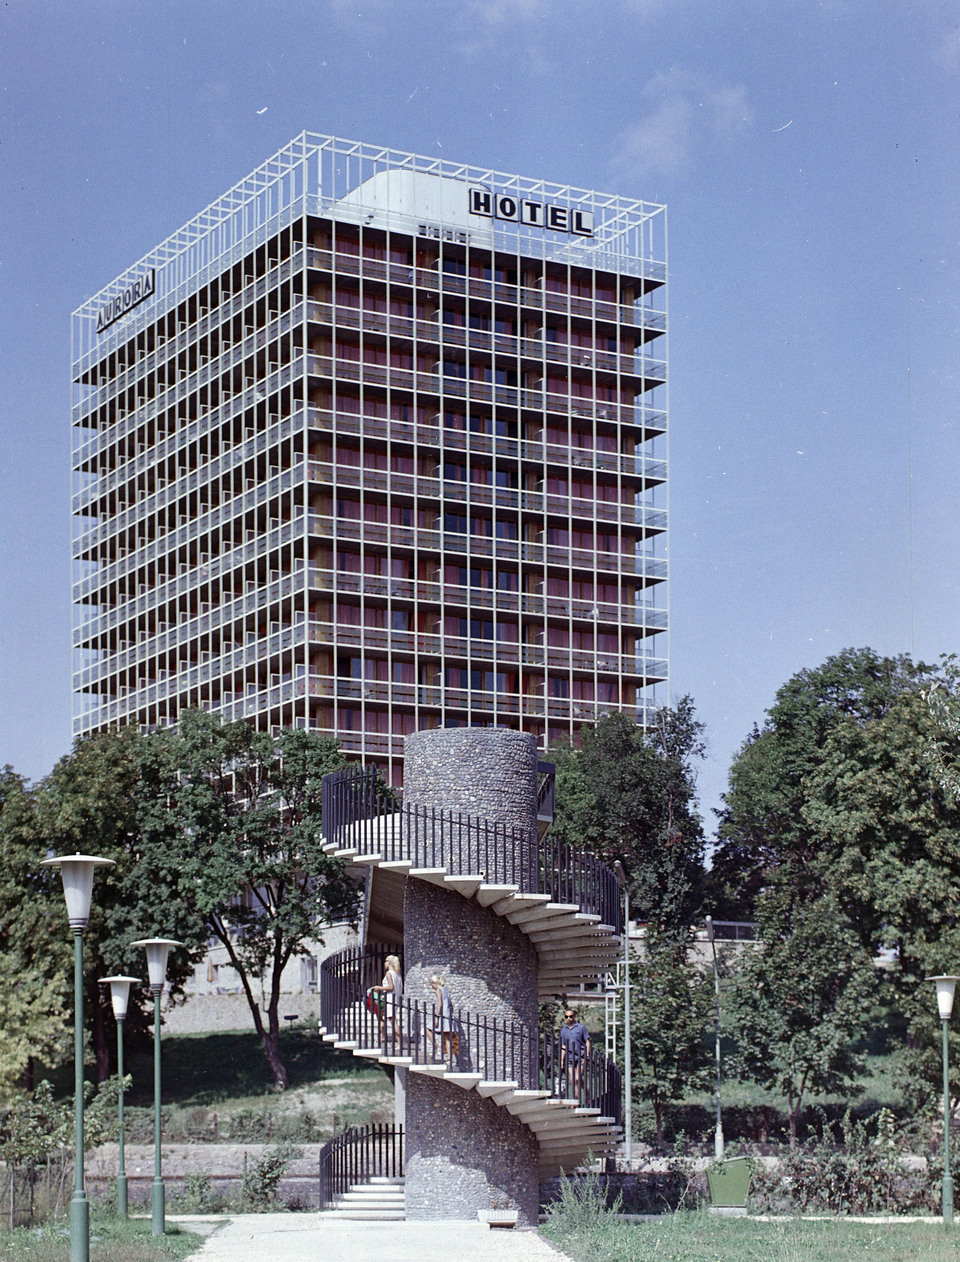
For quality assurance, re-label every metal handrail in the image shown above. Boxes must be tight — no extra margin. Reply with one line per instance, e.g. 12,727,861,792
321,765,622,933
318,1122,404,1210
320,945,622,1128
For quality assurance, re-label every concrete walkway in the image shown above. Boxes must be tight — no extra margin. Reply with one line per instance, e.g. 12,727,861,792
176,1215,562,1262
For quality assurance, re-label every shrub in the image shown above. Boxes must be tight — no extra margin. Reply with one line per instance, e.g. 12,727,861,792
749,1107,939,1215
543,1171,623,1230
180,1172,221,1213
240,1142,302,1210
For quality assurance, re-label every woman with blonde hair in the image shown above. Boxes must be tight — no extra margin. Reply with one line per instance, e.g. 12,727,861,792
373,953,403,1047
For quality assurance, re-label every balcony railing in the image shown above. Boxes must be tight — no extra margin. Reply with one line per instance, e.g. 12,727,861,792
322,764,622,933
308,406,669,470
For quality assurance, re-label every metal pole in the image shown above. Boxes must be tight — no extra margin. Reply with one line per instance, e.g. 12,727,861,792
708,920,724,1160
623,885,632,1165
152,992,165,1235
116,1018,127,1217
944,1017,954,1224
70,931,89,1262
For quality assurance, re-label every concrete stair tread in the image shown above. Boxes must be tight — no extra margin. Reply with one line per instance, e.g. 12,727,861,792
495,892,552,917
323,1210,405,1220
475,1079,519,1099
476,884,520,907
339,1192,404,1202
442,874,485,897
409,867,449,886
443,1072,483,1089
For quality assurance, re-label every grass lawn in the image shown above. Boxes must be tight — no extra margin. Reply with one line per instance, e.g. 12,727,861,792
123,1026,371,1108
14,1025,391,1164
0,1209,205,1261
116,1027,393,1142
543,1212,960,1262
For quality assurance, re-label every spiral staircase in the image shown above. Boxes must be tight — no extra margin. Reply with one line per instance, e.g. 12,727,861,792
317,738,624,1220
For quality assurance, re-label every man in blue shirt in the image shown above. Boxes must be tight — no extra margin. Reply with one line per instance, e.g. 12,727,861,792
559,1008,591,1101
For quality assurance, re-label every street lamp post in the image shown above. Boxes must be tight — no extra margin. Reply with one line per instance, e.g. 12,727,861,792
40,854,115,1262
131,938,182,1235
928,975,959,1225
705,916,724,1160
612,861,631,1165
99,976,140,1217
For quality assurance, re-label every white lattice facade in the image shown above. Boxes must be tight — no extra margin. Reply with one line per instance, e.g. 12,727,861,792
72,134,668,782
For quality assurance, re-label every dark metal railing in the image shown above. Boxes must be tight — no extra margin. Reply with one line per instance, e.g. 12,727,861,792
320,946,622,1129
318,1123,404,1211
322,764,621,933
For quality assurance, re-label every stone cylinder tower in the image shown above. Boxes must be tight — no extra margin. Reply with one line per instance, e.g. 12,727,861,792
319,726,623,1224
402,728,540,1223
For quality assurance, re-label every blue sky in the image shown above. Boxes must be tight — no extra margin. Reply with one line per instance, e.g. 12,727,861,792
1,0,957,840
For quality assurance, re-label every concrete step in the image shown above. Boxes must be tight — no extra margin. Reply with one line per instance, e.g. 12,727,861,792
322,1207,406,1220
325,1177,405,1220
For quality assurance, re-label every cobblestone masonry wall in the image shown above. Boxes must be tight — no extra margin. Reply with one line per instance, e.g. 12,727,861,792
401,726,541,1224
404,1074,540,1225
403,881,538,1029
403,727,539,831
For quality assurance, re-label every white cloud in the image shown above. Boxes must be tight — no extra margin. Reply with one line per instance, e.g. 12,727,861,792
462,0,550,25
611,68,753,183
451,0,553,57
614,97,696,180
932,25,960,73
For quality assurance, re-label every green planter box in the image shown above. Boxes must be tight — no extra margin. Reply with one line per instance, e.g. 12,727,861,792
707,1157,752,1208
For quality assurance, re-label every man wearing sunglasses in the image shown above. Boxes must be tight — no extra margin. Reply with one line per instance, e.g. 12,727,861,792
559,1008,591,1102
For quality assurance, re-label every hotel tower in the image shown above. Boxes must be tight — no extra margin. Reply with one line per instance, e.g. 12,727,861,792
71,134,668,783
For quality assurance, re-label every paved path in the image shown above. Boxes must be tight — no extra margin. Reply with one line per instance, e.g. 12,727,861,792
176,1215,562,1262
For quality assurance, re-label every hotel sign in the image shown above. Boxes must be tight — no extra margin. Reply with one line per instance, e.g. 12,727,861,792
468,189,594,237
96,269,156,334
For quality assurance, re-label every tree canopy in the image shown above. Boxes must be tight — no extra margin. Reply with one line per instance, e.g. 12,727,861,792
710,648,933,918
729,890,878,1145
627,928,712,1145
716,647,960,1105
133,712,358,1088
549,701,707,932
0,716,358,1097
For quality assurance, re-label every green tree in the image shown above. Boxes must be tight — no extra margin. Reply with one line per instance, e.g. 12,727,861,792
923,655,960,804
799,685,960,1088
0,767,71,1096
133,712,358,1089
36,727,195,1081
711,648,930,918
549,702,707,933
729,891,877,1146
804,688,960,977
627,928,712,1146
0,957,67,1102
